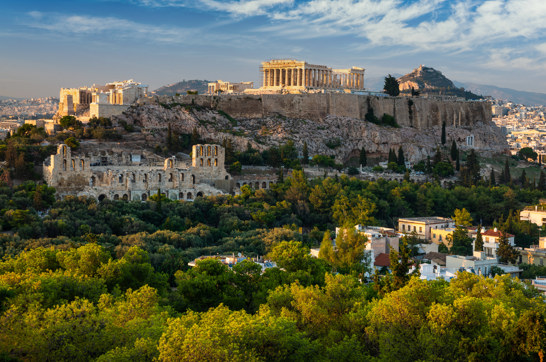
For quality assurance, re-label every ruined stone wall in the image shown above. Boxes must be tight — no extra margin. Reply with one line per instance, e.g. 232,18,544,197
89,103,131,119
138,94,491,129
44,144,233,200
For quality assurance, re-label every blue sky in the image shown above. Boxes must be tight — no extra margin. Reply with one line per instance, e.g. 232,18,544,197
2,0,546,98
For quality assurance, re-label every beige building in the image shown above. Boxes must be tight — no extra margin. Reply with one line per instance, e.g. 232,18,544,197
520,205,546,226
43,143,231,201
398,217,454,241
57,80,148,119
257,59,365,93
208,80,254,94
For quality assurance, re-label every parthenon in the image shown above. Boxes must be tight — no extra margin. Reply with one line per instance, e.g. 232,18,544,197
259,59,365,92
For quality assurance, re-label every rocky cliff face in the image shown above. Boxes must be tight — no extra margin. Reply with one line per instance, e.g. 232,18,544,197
114,99,508,163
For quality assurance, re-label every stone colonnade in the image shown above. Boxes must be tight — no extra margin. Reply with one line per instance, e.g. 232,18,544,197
260,60,365,90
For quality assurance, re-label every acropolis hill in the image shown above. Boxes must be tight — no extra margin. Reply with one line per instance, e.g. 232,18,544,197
137,93,491,129
113,92,507,163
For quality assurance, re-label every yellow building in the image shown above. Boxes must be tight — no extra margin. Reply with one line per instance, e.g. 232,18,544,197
520,205,546,226
398,217,454,241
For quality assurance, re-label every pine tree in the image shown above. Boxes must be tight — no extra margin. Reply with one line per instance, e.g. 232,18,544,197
474,226,484,252
359,147,367,167
302,142,309,165
441,121,446,145
450,140,458,161
397,146,405,167
497,231,518,264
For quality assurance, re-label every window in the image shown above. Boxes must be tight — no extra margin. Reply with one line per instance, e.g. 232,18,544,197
419,226,422,233
402,225,405,231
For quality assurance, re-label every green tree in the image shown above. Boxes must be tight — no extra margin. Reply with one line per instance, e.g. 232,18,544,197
389,237,411,290
448,227,473,255
441,121,446,145
537,170,546,191
474,226,484,252
64,137,80,149
397,146,405,168
383,74,400,96
489,169,496,187
359,147,367,166
388,148,397,164
497,231,518,264
319,227,369,275
452,208,473,226
59,115,79,129
518,147,538,161
503,159,511,184
450,140,458,160
302,141,309,164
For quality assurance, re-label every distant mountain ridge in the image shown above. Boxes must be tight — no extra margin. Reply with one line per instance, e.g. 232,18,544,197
455,82,546,106
397,65,482,100
154,80,210,95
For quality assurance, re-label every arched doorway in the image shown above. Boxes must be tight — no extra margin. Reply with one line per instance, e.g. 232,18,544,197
98,194,106,202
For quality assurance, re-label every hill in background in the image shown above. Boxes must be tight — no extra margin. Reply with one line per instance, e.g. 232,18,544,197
154,80,210,95
397,65,482,100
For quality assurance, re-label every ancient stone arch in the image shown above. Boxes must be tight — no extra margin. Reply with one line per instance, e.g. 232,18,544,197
207,146,211,156
142,193,147,201
214,146,218,156
262,182,267,188
187,192,193,199
63,159,67,171
192,175,195,184
98,194,106,202
80,159,84,170
179,192,184,199
214,159,218,167
196,191,204,198
114,194,120,200
90,176,96,186
180,173,184,181
71,159,75,170
207,159,211,167
122,194,128,200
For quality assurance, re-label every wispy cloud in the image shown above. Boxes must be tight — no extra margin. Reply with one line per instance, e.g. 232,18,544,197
133,0,294,16
26,11,194,43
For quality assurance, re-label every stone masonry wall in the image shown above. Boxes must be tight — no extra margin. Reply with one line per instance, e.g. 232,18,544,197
137,93,491,129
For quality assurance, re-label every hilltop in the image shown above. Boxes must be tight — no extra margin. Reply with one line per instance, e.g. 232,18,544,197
397,65,482,100
153,80,210,96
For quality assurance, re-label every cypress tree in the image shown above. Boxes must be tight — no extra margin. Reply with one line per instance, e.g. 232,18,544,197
441,121,446,145
450,140,458,161
474,226,484,252
190,127,200,146
302,141,309,165
489,169,496,186
503,159,511,184
397,146,405,167
388,148,397,164
456,151,460,171
359,147,367,166
539,171,545,191
520,169,528,187
466,149,480,185
433,147,442,165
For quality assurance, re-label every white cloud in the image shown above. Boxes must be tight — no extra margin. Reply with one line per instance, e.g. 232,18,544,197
26,11,193,43
133,0,294,16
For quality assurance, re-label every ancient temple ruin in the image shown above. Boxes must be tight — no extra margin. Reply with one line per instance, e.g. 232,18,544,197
257,59,365,93
43,143,231,201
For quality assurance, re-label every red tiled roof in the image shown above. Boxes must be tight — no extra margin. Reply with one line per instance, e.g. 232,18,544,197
482,229,514,238
374,253,391,267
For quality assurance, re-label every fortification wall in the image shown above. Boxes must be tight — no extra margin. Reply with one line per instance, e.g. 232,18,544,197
138,94,491,129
